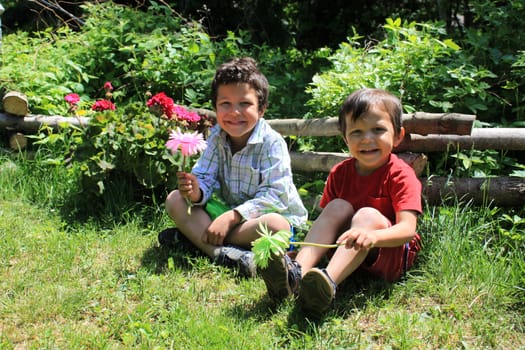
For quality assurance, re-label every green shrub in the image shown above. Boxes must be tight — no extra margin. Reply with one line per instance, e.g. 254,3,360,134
300,18,525,177
0,2,247,114
32,94,215,204
306,18,496,118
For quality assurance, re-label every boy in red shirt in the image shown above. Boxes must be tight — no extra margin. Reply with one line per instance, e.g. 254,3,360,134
259,88,422,318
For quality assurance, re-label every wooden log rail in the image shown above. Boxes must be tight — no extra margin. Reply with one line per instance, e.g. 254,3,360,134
1,110,524,206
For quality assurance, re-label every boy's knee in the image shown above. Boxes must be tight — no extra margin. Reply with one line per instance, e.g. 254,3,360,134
165,190,185,217
352,207,389,228
260,213,290,232
323,198,354,217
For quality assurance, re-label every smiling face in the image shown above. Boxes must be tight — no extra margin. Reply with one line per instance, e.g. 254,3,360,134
215,83,265,150
343,105,405,175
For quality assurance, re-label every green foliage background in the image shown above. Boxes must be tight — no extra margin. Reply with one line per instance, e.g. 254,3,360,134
1,1,524,214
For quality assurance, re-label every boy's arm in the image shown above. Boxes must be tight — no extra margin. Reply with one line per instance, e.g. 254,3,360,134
374,210,418,247
337,210,418,250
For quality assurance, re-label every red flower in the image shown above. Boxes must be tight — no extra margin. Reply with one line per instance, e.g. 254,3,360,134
104,81,114,91
92,99,116,112
147,92,175,118
65,93,80,105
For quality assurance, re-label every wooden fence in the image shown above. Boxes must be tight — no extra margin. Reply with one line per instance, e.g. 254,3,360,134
1,103,524,207
264,115,525,207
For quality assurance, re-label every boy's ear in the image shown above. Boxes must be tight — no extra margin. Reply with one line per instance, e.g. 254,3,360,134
394,127,406,147
259,105,267,117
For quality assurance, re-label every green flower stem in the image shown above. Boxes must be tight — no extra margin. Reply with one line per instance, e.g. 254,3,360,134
182,155,193,215
292,241,345,248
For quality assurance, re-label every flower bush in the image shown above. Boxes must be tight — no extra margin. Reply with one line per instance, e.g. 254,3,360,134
36,84,215,202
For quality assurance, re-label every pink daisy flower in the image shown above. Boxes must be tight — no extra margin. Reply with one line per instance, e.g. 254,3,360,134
166,128,207,215
166,128,207,157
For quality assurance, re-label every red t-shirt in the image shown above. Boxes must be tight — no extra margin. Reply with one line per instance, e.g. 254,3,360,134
320,154,422,222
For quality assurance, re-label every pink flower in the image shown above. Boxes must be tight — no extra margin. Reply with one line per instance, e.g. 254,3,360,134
65,93,80,105
166,128,207,157
174,105,201,123
104,81,114,91
147,92,175,118
91,99,116,112
166,128,207,215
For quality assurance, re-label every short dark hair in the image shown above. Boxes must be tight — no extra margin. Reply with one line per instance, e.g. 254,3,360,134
338,88,403,136
211,57,269,112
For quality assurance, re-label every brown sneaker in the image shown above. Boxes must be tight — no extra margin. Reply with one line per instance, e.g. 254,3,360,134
299,268,336,318
258,254,301,301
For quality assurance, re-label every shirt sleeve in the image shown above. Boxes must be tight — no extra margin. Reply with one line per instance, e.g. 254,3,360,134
319,160,348,208
389,162,423,215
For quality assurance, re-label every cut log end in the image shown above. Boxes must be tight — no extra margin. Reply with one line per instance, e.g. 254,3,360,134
9,132,28,150
2,91,29,117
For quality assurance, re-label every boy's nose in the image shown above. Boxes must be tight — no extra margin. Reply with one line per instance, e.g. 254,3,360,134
228,104,242,114
362,130,374,140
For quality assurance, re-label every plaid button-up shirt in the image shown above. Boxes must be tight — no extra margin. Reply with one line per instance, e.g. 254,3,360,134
192,118,307,227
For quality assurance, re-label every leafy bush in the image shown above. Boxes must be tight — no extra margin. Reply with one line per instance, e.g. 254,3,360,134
0,28,90,114
299,18,525,177
32,88,215,208
0,2,326,213
0,2,323,120
458,0,525,124
0,2,245,114
429,148,525,178
306,18,496,118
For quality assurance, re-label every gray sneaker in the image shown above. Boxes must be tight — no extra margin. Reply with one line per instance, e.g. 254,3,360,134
215,246,257,278
258,253,302,301
299,267,337,318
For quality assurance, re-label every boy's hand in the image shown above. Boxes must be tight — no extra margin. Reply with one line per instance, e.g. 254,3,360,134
202,210,239,246
337,228,378,250
177,172,201,203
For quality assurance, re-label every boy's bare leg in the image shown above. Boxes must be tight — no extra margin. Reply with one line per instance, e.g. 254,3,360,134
225,212,291,248
295,199,354,275
165,190,217,257
325,207,390,285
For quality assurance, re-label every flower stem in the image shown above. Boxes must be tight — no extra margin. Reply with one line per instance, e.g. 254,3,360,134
292,241,345,248
182,155,193,215
186,197,192,215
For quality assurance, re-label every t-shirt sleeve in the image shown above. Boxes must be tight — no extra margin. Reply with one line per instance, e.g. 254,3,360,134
390,163,422,215
319,161,346,208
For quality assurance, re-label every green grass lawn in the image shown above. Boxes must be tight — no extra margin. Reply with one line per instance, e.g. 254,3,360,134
1,154,524,349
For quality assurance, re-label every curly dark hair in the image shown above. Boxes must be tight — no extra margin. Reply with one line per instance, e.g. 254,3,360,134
211,57,269,112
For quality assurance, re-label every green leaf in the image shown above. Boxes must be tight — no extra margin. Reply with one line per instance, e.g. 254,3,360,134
251,223,291,268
